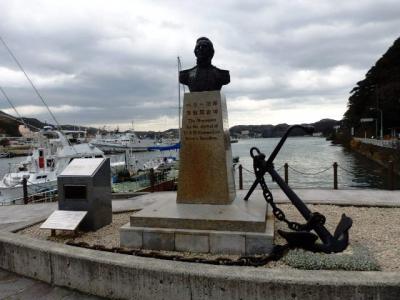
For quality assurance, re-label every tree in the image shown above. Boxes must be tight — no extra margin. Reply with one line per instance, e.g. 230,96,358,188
343,37,400,136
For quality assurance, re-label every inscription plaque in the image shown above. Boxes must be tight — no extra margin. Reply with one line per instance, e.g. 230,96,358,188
64,185,87,200
40,210,87,231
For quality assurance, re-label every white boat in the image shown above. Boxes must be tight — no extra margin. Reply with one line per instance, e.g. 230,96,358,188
62,129,88,144
143,156,178,171
0,153,11,158
0,128,104,205
141,142,180,171
90,131,161,152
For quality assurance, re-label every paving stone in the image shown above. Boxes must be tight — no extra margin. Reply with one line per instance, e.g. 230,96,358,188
0,268,105,299
142,228,175,251
120,223,142,248
175,231,209,253
245,233,274,255
210,232,245,255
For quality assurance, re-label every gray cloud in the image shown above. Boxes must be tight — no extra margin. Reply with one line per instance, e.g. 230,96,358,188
0,0,399,129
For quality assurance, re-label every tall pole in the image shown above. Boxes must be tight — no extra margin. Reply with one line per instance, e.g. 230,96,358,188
177,57,181,141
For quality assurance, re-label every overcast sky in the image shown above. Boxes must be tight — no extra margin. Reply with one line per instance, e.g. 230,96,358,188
0,0,399,131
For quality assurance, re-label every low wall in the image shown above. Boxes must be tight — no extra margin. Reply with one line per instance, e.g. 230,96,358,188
350,139,400,176
0,231,399,299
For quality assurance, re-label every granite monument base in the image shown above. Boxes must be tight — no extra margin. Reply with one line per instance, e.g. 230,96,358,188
120,194,273,255
177,91,236,205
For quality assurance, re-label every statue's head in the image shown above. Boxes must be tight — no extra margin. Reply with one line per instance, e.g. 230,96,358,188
194,37,214,66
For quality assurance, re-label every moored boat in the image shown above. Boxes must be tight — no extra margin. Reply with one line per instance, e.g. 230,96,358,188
0,128,104,205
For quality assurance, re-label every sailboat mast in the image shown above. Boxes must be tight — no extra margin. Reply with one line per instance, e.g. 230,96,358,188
177,57,181,141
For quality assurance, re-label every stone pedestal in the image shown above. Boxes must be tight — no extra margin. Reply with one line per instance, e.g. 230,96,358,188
120,192,274,255
177,91,235,204
119,92,272,255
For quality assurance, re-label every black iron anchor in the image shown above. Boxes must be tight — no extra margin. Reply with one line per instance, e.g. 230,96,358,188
245,125,353,253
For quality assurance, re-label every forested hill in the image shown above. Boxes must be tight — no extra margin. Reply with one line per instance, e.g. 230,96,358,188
343,37,400,131
0,110,99,136
1,109,338,139
230,119,339,138
0,111,45,136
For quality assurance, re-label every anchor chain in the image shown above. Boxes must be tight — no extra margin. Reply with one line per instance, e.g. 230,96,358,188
256,165,326,233
258,173,303,231
66,241,289,267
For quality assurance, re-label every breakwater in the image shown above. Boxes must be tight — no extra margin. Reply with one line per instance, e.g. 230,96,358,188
350,138,400,177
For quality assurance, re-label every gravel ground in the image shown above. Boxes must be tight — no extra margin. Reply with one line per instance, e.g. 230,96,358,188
18,205,400,271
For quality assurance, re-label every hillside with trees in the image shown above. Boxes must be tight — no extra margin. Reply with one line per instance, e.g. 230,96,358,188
0,111,21,136
1,108,338,139
230,119,339,138
343,37,400,136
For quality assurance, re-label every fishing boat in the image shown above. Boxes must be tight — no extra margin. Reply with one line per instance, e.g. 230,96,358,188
90,131,164,153
0,128,104,205
0,152,13,158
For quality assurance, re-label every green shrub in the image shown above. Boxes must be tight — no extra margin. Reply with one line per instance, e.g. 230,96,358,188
282,243,380,271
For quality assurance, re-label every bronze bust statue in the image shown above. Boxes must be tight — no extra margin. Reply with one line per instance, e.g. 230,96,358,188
179,37,230,92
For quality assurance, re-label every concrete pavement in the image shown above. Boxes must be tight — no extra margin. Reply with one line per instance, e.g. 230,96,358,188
0,269,105,300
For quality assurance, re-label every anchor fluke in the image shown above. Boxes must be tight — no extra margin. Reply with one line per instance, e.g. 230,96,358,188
278,230,318,251
278,214,353,253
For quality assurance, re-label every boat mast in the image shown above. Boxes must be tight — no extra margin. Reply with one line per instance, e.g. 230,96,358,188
177,56,185,141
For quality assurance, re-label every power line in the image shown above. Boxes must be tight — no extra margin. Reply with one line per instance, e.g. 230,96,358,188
0,107,41,131
0,36,78,153
0,36,62,130
0,85,29,128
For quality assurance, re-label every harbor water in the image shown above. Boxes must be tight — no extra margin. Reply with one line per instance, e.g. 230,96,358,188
232,137,398,189
0,137,397,189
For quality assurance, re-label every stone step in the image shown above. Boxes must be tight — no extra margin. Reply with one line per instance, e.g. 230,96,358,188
121,207,274,255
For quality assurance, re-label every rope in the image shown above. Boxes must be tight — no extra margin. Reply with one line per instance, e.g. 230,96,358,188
241,166,254,174
288,165,332,176
0,86,30,129
0,36,78,154
0,36,62,130
240,164,291,174
0,100,41,131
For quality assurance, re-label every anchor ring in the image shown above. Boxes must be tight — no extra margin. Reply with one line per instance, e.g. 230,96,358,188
250,147,261,158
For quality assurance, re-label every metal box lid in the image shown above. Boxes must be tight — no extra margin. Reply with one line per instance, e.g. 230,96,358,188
60,158,105,177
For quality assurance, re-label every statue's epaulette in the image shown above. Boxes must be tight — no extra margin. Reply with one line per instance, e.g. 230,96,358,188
179,67,196,85
213,67,230,85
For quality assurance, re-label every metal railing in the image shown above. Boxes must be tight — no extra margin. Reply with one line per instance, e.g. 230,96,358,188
354,137,400,149
112,168,178,193
0,188,58,206
236,161,398,190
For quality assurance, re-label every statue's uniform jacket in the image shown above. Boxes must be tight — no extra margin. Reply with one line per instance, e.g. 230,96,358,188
179,65,230,92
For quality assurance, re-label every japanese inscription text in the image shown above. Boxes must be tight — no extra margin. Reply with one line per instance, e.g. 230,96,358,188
183,99,221,141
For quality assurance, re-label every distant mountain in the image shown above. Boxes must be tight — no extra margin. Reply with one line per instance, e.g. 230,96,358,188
0,110,100,137
0,109,338,139
230,119,339,138
0,111,21,136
